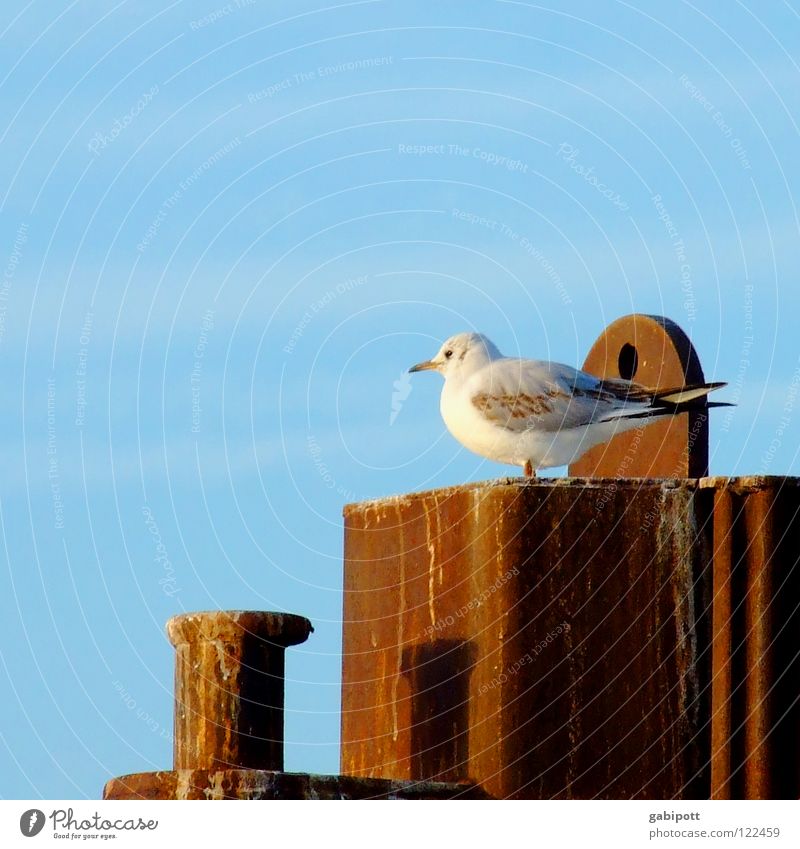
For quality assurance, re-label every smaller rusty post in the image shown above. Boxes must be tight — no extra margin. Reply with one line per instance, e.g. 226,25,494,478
167,611,313,772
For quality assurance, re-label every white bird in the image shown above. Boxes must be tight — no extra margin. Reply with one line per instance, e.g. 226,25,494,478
409,331,728,477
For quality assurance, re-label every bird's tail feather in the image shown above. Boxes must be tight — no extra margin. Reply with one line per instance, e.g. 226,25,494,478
612,400,735,421
654,381,727,405
601,381,731,422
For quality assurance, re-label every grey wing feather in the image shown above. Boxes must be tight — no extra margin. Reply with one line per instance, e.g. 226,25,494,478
468,359,649,433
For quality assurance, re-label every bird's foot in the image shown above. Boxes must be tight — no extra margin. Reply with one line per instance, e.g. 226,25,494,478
523,460,536,478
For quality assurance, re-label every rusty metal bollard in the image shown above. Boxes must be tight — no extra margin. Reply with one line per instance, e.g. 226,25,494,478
168,611,311,773
105,610,486,799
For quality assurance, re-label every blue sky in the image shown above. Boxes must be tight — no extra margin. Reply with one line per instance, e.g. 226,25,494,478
1,0,799,798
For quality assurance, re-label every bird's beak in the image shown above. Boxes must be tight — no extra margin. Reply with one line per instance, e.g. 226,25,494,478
409,359,437,373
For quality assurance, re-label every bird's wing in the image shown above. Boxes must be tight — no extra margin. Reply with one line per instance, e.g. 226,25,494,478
467,358,654,433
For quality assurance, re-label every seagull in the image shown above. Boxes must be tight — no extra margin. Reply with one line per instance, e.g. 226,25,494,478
409,331,728,477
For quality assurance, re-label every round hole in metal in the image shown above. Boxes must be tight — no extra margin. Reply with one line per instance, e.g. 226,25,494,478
618,343,639,380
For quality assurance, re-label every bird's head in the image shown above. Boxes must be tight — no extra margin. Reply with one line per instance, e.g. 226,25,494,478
409,332,503,379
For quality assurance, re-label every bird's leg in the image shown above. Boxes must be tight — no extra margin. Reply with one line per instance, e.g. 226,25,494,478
523,460,536,479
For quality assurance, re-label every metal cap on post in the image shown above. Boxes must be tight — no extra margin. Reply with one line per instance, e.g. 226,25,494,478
569,314,710,478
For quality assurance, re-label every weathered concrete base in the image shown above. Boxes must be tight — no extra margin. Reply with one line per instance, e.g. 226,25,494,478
103,770,487,800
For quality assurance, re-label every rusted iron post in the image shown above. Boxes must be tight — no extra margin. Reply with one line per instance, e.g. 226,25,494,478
105,609,486,799
341,479,711,799
569,314,710,477
167,611,312,772
705,477,800,800
340,476,800,799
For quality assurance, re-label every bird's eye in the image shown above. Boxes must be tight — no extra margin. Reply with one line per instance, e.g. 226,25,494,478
444,349,454,359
